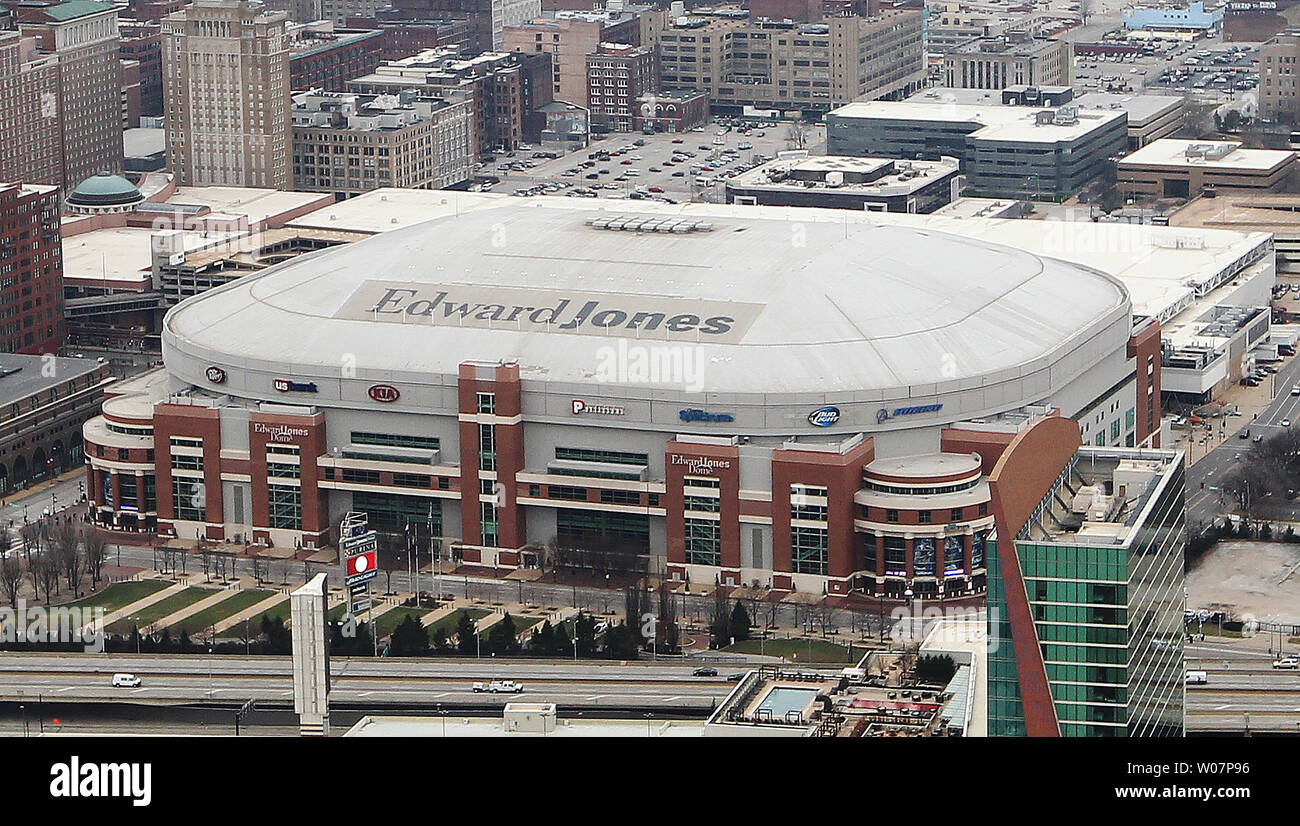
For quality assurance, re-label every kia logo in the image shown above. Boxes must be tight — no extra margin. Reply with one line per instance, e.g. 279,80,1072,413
807,406,840,427
368,384,400,403
205,366,226,384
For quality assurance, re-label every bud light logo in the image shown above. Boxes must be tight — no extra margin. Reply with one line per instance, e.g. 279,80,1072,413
807,406,840,427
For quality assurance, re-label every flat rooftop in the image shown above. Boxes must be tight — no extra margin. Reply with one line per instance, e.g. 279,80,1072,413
61,226,247,285
727,155,958,196
166,187,332,229
1171,193,1300,233
828,100,1126,144
908,87,1184,127
0,353,105,404
1119,139,1297,173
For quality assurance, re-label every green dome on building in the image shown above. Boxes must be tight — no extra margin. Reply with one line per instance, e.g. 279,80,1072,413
66,172,144,210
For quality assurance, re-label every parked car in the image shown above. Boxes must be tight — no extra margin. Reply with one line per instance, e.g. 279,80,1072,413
1283,418,1292,428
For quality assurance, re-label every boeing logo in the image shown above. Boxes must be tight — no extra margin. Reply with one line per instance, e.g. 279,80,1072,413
807,406,840,427
876,403,944,424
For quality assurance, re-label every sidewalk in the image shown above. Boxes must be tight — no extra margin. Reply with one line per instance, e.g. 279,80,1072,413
96,575,198,628
148,582,240,634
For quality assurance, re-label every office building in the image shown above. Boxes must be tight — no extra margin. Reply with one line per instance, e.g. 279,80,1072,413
940,35,1072,90
725,152,961,212
0,182,62,355
162,0,292,189
986,418,1185,737
504,9,643,106
1259,28,1300,122
1117,139,1298,199
288,20,385,92
1,1,125,190
0,31,65,189
119,19,162,117
291,88,473,196
826,99,1128,199
640,8,926,118
348,47,554,154
585,42,656,133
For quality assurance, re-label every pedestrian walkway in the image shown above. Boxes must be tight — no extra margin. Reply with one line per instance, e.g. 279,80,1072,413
96,576,199,629
149,582,242,634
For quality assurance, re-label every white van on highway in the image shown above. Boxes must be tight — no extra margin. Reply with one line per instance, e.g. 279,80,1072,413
111,673,142,688
1185,670,1208,685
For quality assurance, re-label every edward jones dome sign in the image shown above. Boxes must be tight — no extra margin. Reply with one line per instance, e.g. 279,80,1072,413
335,281,763,344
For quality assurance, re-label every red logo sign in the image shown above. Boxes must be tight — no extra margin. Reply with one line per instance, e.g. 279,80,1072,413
368,384,400,403
345,551,376,578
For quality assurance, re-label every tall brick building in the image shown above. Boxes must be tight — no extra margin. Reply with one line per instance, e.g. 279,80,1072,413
163,0,292,188
0,182,63,355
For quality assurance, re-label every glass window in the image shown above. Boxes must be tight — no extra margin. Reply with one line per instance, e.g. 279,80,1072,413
268,484,302,530
791,526,828,575
684,517,721,565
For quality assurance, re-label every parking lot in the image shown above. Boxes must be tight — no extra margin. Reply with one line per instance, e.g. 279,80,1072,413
1074,38,1259,101
477,119,827,204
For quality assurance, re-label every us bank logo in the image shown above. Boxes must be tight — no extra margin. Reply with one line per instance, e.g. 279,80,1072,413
877,403,944,424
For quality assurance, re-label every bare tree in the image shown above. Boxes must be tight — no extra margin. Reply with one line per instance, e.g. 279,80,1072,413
785,122,809,150
54,521,83,594
30,550,58,605
0,551,22,609
250,554,265,586
83,528,108,586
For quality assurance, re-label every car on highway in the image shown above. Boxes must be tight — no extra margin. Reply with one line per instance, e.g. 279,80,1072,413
726,672,746,682
692,667,718,677
111,673,142,687
1272,657,1299,669
1185,670,1208,685
473,680,524,693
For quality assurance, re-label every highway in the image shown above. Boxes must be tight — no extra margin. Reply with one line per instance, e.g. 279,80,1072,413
1186,643,1300,733
0,653,753,711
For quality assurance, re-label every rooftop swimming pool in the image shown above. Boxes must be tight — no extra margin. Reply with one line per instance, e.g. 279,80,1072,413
755,686,817,721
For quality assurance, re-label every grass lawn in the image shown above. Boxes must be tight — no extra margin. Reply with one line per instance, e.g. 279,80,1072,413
426,608,490,638
722,637,858,663
106,586,219,635
60,580,171,614
510,615,545,635
166,589,275,636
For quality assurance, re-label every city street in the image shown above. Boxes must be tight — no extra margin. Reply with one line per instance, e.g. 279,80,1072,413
1181,352,1300,530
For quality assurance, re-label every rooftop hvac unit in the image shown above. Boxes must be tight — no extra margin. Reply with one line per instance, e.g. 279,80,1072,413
824,171,844,187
